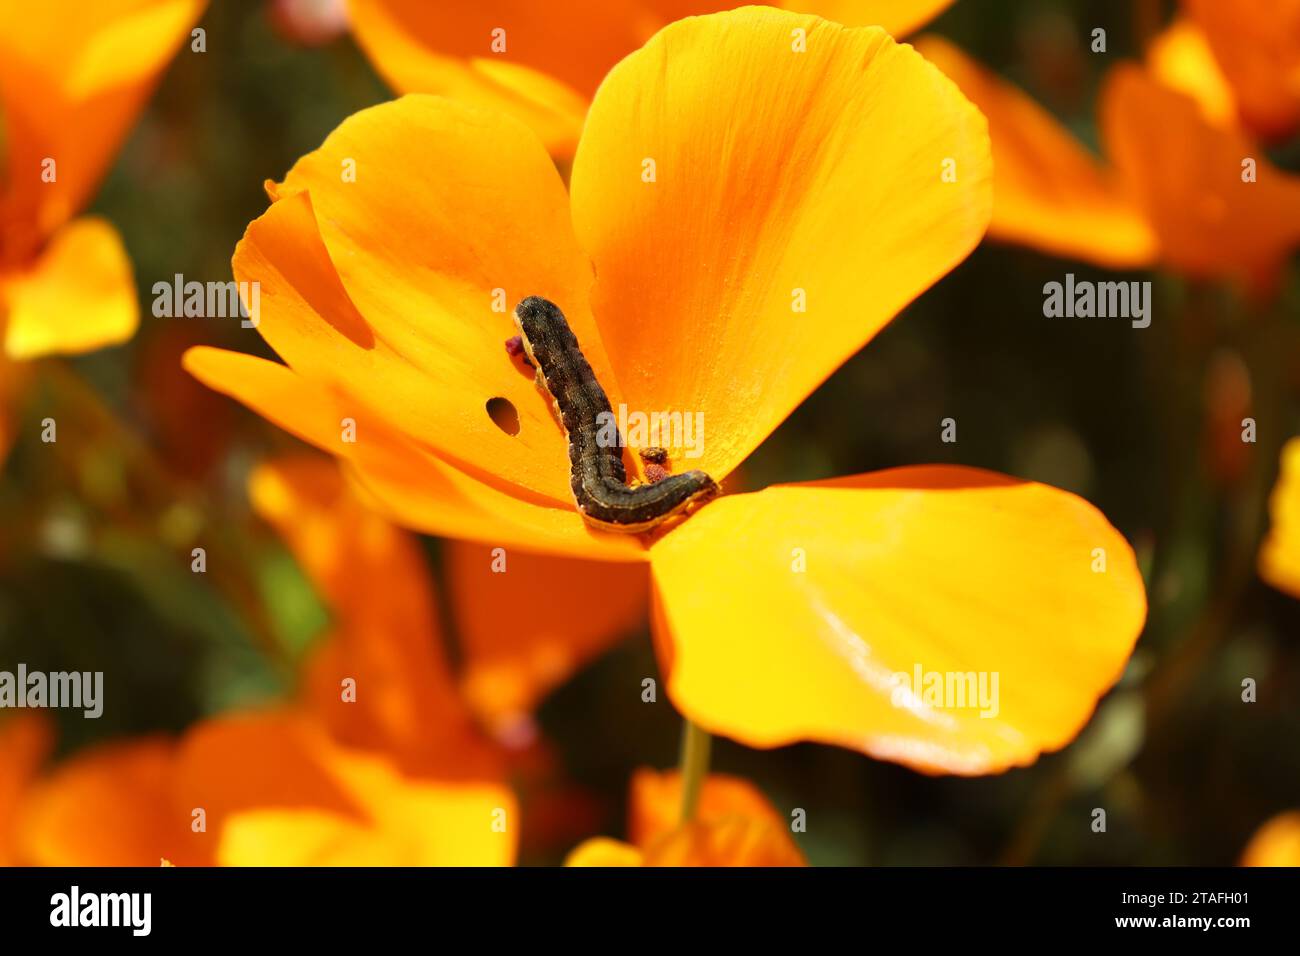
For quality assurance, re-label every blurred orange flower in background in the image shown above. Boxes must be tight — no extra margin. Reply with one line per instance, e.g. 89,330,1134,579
1180,0,1300,143
566,768,805,866
0,0,206,458
445,540,647,732
186,8,1147,776
1259,438,1300,599
13,457,516,866
344,0,955,158
917,14,1300,291
0,714,52,866
1239,810,1300,866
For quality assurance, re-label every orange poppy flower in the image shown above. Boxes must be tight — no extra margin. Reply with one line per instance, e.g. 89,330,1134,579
916,22,1300,289
186,8,1146,775
0,714,52,866
18,715,516,866
1180,0,1300,143
565,767,805,866
344,0,955,158
248,456,501,776
257,454,648,739
16,457,516,866
1259,438,1300,599
0,0,205,458
1239,810,1300,866
445,539,648,729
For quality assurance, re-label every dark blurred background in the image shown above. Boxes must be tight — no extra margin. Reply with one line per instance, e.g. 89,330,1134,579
1,0,1298,865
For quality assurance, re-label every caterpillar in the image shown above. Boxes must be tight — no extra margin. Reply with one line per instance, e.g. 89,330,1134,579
511,296,719,533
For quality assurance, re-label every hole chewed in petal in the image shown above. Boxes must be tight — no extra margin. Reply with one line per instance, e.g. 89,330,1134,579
486,396,521,437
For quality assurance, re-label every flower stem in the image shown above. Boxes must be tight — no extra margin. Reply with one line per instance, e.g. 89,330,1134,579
677,719,712,824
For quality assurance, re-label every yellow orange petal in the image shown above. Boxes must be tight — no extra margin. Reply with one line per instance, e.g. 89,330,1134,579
182,346,644,562
566,813,805,866
571,9,991,484
0,0,204,251
249,457,498,777
217,810,410,866
649,467,1147,774
1240,810,1300,866
17,737,201,866
445,540,649,724
1100,63,1300,287
628,767,785,847
2,217,137,360
1146,19,1238,128
564,836,646,866
914,35,1157,269
1259,438,1300,598
256,96,616,506
643,816,806,866
345,1,952,161
1183,0,1300,142
175,712,516,866
788,0,953,36
0,715,53,865
344,0,613,156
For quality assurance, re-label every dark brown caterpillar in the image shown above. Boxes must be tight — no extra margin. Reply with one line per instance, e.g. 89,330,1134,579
512,296,719,533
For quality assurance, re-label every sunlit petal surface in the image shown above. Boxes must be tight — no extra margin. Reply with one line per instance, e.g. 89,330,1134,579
182,347,644,561
649,466,1147,773
345,1,955,157
0,0,205,255
2,217,136,360
252,102,614,504
789,0,953,34
572,8,991,484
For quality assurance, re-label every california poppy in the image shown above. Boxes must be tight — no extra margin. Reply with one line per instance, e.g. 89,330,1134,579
344,0,956,158
916,20,1300,289
1180,0,1300,143
0,714,51,866
16,457,515,866
565,767,805,866
1240,810,1300,866
445,539,648,729
186,8,1146,775
0,0,205,459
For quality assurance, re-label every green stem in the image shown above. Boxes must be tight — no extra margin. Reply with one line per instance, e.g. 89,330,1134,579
677,719,712,824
